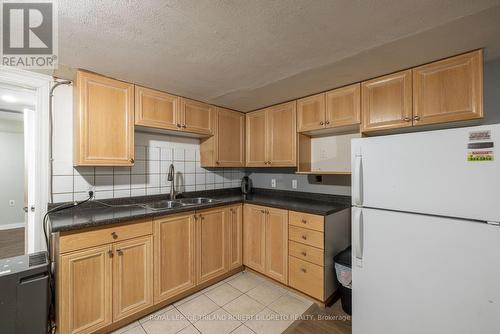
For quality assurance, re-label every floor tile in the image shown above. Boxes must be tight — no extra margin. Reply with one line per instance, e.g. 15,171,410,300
223,294,265,322
121,326,147,334
200,280,225,294
176,294,220,323
205,283,243,306
178,324,201,334
174,291,204,307
267,294,312,317
230,325,256,334
223,272,243,283
139,305,173,324
141,308,191,334
245,308,293,334
246,283,287,306
110,321,142,334
226,272,262,293
194,308,242,334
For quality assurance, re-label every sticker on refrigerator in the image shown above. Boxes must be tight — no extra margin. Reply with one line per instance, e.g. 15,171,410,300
469,130,491,141
467,129,494,162
467,150,494,161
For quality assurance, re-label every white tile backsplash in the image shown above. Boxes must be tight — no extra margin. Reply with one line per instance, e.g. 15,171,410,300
51,136,242,203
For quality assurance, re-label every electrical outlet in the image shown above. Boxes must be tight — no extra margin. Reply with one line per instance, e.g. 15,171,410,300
271,179,276,188
292,179,297,189
9,200,15,207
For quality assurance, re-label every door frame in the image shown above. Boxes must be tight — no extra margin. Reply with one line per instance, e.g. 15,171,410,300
0,67,51,253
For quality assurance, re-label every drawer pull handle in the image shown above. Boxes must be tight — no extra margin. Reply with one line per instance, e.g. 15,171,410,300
301,235,307,240
301,268,307,273
111,232,118,239
301,219,307,224
117,249,123,256
301,251,307,256
108,250,113,258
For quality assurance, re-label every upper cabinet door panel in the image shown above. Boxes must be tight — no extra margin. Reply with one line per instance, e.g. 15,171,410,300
413,50,483,126
297,93,325,132
326,83,361,128
75,71,134,166
361,70,413,132
135,86,179,130
216,108,245,167
246,110,267,166
268,102,297,166
180,98,214,135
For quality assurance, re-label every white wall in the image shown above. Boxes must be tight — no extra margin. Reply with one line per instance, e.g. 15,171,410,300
0,120,25,228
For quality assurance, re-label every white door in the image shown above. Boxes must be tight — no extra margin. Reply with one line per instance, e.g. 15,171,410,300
352,207,500,334
352,124,500,223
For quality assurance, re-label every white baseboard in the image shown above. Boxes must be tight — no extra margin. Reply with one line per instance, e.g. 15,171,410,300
0,222,25,231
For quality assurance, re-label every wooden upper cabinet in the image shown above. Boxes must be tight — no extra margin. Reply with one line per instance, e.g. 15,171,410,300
74,70,134,166
246,109,267,167
264,207,288,284
243,204,266,273
112,236,153,321
326,83,361,128
135,86,179,130
229,205,243,270
297,93,325,132
267,101,297,166
216,108,245,166
413,50,483,126
154,213,196,303
59,245,112,334
361,70,413,132
196,207,229,284
180,98,214,135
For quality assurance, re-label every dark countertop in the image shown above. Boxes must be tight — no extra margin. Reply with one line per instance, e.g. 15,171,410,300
49,188,350,233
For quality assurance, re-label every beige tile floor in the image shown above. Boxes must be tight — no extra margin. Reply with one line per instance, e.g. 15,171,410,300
112,271,314,334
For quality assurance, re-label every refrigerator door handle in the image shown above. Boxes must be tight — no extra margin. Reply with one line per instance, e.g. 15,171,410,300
353,154,363,206
353,207,364,264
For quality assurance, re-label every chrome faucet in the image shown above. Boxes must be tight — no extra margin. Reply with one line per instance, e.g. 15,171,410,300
167,163,177,200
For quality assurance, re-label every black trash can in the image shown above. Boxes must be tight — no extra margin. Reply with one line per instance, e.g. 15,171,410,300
334,246,352,315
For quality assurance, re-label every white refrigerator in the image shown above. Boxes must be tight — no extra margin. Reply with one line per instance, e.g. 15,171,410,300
351,124,500,334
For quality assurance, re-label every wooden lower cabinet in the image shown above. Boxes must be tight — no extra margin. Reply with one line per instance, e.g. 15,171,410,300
243,204,288,284
196,207,230,284
229,205,243,269
113,236,153,321
243,204,267,272
154,213,196,303
289,256,324,300
58,245,113,334
265,208,288,284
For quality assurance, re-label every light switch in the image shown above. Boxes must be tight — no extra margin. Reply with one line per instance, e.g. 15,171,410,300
271,179,276,188
292,179,297,189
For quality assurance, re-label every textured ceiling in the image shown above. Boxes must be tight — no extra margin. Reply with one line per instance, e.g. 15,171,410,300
58,0,500,111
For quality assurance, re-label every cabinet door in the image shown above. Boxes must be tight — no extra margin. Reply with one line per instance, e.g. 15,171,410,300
59,245,112,334
216,108,245,167
229,205,243,270
180,98,214,135
297,93,325,132
265,207,288,284
326,83,361,128
196,207,229,284
74,71,134,166
361,70,412,132
413,50,483,126
154,213,196,303
245,110,268,167
243,204,266,273
113,236,153,321
267,102,297,166
135,85,180,130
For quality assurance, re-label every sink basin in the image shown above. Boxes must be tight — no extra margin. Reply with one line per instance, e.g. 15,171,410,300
177,197,220,205
143,200,185,210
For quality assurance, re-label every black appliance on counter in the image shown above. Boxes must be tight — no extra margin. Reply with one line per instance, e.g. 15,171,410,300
0,251,50,334
241,176,252,194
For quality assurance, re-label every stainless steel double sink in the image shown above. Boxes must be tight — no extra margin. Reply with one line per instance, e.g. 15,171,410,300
143,197,221,210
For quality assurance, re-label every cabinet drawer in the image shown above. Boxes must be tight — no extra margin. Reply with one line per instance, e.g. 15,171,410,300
289,226,324,249
59,219,153,253
289,211,324,232
289,256,324,300
289,241,324,266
